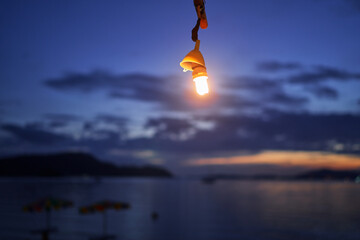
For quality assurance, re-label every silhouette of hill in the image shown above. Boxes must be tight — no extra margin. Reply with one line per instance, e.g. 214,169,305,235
201,174,282,183
201,169,360,183
0,152,172,177
294,169,359,180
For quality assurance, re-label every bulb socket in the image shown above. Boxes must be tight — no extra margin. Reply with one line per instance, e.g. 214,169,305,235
192,65,208,79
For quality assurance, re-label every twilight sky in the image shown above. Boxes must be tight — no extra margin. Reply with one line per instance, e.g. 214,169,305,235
1,0,360,175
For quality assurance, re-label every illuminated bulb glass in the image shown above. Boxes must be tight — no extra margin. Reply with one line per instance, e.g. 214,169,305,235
193,76,209,95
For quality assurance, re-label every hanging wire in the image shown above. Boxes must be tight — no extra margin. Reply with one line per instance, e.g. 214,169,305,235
191,0,206,42
192,18,201,42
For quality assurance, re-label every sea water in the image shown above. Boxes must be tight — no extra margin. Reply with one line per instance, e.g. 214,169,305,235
0,178,359,240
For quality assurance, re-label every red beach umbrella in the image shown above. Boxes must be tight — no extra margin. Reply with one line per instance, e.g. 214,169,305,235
23,197,73,239
79,200,130,239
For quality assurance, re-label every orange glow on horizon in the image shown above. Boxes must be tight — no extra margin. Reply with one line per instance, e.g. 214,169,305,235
185,151,360,170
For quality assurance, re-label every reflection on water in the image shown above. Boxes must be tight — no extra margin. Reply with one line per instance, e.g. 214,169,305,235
0,178,359,240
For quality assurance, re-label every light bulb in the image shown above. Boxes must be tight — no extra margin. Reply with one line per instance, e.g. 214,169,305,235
193,76,209,95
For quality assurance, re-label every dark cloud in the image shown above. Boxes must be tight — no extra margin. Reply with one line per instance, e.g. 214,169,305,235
1,123,70,145
188,111,360,153
95,114,127,126
114,111,360,156
108,86,186,110
250,62,356,102
1,110,360,164
24,121,46,130
256,61,302,72
47,121,69,128
43,65,359,114
145,117,194,140
110,88,265,112
45,70,196,111
44,71,175,93
224,76,280,90
253,63,357,101
0,120,127,161
25,120,69,130
268,93,308,106
1,113,128,147
91,114,128,138
289,65,360,84
44,70,309,112
0,124,144,165
224,76,308,110
83,121,95,131
42,113,82,129
223,76,309,109
305,85,339,99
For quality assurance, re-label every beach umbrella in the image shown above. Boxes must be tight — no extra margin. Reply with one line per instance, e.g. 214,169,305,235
23,197,73,239
79,200,130,238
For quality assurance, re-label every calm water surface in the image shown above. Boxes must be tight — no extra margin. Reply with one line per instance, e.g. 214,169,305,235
0,178,359,240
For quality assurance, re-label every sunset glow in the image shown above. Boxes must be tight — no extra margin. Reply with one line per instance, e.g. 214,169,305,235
186,151,360,170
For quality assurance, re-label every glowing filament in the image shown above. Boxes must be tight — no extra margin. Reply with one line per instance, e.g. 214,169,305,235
193,76,209,95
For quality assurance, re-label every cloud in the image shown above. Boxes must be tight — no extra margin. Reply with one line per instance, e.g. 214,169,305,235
305,85,339,99
252,62,360,101
12,114,82,130
0,119,130,163
89,114,128,138
1,123,70,145
95,114,128,126
1,112,128,147
187,111,360,153
42,113,82,128
108,86,187,110
223,76,309,110
44,70,310,113
117,111,360,157
268,93,308,106
41,64,359,127
253,63,358,101
44,71,179,98
46,121,69,128
1,110,360,171
224,76,281,90
45,70,203,111
145,117,195,140
289,65,360,84
256,61,302,72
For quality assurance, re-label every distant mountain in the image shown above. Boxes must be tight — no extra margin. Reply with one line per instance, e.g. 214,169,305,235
294,169,359,180
201,169,360,183
201,174,282,184
0,152,172,177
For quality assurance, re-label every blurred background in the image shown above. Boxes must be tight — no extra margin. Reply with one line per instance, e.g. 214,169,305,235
0,0,360,239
